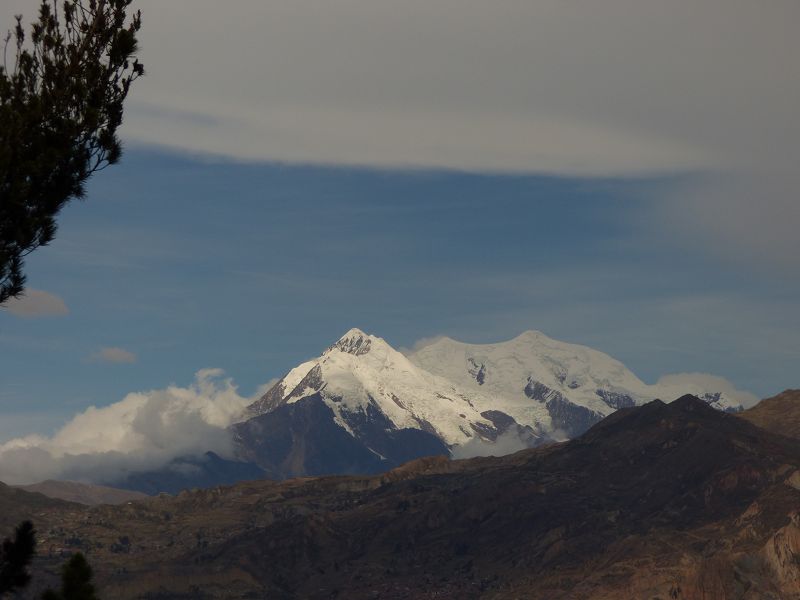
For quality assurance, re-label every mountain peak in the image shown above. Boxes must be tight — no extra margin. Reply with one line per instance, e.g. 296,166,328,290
340,327,368,339
332,328,377,356
247,328,750,455
514,329,547,340
665,394,726,417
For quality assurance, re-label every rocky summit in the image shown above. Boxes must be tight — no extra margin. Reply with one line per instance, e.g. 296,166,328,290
9,393,800,599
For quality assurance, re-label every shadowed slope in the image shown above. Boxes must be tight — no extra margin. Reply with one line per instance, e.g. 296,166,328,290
233,394,449,479
15,395,800,599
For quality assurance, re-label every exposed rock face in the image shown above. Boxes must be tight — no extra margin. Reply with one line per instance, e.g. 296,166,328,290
763,512,800,593
232,394,448,479
333,331,373,356
523,377,560,403
545,395,603,437
467,358,487,385
595,388,637,409
14,395,800,600
521,378,608,438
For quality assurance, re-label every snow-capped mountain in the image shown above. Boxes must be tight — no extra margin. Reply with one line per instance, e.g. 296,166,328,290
411,330,747,437
236,328,750,473
244,328,544,447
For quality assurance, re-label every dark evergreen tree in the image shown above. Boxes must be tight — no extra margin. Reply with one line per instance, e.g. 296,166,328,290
0,520,36,596
42,552,98,600
0,0,144,303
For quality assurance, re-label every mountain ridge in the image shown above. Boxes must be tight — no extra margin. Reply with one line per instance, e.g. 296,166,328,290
68,327,760,494
238,327,754,474
17,395,800,599
16,480,148,505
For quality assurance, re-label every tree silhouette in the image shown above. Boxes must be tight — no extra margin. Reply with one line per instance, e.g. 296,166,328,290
0,0,144,303
0,520,36,596
41,552,98,600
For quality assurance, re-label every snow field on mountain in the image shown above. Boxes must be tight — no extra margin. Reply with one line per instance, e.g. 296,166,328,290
249,328,753,452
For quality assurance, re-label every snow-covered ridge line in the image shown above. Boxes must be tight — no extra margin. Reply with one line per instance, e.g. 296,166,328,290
244,328,756,454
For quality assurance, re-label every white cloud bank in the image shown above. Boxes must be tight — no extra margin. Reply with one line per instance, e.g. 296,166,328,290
2,289,69,318
0,369,253,485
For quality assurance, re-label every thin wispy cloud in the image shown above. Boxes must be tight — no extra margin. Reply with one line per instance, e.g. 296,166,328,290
89,347,138,364
649,174,800,274
2,289,69,318
399,335,447,357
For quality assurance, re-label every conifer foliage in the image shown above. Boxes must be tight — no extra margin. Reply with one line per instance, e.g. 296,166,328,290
42,553,99,600
0,520,36,596
0,0,143,303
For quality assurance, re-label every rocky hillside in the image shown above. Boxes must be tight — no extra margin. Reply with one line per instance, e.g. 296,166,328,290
741,389,800,440
17,480,148,506
14,395,800,599
0,482,76,531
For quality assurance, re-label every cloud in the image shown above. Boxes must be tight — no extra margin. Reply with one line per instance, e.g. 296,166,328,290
655,372,760,409
2,289,69,318
1,0,787,177
451,430,529,460
650,172,800,274
0,369,255,485
1,1,796,269
399,335,448,356
88,347,138,364
123,0,798,270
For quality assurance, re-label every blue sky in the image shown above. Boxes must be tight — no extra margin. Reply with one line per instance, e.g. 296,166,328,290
0,1,798,444
1,148,797,442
